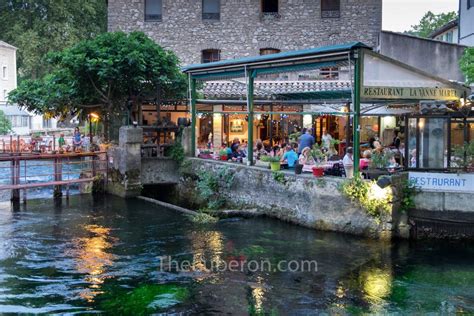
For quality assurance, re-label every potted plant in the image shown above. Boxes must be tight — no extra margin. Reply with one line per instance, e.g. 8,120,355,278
311,144,326,177
265,156,281,171
367,151,391,179
295,162,304,175
219,149,228,161
256,155,271,168
199,149,213,159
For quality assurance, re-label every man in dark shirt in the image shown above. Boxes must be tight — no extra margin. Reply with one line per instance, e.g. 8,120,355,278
298,129,315,154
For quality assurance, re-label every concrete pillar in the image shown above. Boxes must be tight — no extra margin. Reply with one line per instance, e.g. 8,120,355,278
107,126,143,198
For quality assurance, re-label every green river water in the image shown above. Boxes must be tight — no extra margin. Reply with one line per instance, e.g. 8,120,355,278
0,195,473,314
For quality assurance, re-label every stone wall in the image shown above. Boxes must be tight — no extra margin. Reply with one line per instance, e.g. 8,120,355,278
379,31,467,82
142,157,179,184
108,0,382,65
178,158,395,239
107,127,143,198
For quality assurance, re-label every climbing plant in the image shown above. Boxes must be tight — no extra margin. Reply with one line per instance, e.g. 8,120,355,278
196,167,235,210
399,180,419,213
339,176,392,218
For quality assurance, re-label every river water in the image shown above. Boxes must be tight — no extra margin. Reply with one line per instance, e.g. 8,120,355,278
0,195,473,314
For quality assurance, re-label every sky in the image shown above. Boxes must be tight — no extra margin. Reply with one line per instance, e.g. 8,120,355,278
383,0,459,32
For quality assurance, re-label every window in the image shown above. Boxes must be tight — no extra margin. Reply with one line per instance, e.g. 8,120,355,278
43,118,52,129
145,0,162,21
201,49,220,63
261,0,278,14
2,66,6,79
319,67,339,79
202,0,220,20
321,0,340,18
446,32,453,43
9,115,29,128
260,48,281,55
468,0,473,9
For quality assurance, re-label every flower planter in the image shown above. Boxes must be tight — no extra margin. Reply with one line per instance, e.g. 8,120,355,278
295,164,303,175
366,168,390,180
270,161,281,171
312,166,325,177
199,153,213,159
255,160,270,169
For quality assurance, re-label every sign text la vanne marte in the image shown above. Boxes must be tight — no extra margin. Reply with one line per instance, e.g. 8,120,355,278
361,86,461,101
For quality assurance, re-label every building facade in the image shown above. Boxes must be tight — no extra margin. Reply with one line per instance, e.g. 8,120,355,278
0,41,17,105
429,19,458,43
0,40,57,135
459,0,474,46
108,0,383,65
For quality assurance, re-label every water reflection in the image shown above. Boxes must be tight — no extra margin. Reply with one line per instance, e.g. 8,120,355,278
70,224,117,302
361,266,393,304
0,196,473,314
189,230,224,273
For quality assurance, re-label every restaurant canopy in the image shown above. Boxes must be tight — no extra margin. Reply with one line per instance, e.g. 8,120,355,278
183,42,470,175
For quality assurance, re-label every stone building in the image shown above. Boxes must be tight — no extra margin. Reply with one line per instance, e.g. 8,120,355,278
459,0,474,46
107,0,382,65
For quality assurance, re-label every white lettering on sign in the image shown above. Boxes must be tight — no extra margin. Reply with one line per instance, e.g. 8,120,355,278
408,172,474,193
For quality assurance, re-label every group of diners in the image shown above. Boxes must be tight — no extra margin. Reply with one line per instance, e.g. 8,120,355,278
201,127,403,178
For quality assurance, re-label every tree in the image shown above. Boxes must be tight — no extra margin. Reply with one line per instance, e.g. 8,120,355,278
0,110,12,135
9,31,187,140
406,11,458,38
460,47,474,84
0,0,107,80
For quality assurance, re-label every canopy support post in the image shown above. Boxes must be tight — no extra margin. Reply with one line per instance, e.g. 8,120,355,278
352,49,362,177
190,77,197,157
247,69,256,165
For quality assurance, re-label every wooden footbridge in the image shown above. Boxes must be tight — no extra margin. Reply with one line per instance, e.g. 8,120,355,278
0,151,108,202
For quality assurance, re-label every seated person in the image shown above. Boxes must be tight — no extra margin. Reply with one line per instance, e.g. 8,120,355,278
360,150,371,170
281,145,298,168
255,140,268,159
299,147,315,165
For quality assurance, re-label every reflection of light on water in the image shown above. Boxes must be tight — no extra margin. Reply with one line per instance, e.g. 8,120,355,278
71,224,117,302
189,231,224,273
361,268,392,304
251,276,266,312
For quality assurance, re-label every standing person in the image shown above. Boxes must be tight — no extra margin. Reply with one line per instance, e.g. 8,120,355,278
58,133,66,149
298,128,315,154
73,127,83,151
321,130,333,150
343,147,354,178
392,130,401,149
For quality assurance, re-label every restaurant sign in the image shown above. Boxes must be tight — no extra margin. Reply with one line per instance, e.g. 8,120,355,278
362,86,461,101
408,172,474,193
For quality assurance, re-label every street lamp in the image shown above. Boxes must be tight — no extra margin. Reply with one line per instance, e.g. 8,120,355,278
88,112,99,145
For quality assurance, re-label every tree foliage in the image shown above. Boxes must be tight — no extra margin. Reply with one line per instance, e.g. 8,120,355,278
8,31,187,139
0,110,12,135
460,47,474,84
406,11,458,38
0,0,107,80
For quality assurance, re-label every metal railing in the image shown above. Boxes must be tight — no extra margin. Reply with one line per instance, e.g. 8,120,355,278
0,151,108,201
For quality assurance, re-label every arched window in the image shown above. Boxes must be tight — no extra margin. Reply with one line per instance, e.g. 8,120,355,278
201,49,221,63
259,48,281,56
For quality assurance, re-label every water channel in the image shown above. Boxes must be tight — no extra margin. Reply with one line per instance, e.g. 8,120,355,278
0,195,473,314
